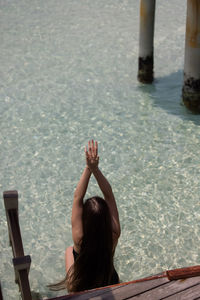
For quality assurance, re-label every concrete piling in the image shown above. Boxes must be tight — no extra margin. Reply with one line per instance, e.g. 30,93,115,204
182,0,200,113
138,0,156,84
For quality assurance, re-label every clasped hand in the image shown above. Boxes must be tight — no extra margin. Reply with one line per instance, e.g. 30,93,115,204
85,140,99,171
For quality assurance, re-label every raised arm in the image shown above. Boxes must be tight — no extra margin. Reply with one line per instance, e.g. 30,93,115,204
71,165,91,252
85,141,121,244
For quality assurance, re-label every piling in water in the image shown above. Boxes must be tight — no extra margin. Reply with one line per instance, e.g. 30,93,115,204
182,0,200,113
138,0,156,84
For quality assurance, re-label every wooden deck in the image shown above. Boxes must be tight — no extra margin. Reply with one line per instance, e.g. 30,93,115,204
48,269,200,300
3,190,200,300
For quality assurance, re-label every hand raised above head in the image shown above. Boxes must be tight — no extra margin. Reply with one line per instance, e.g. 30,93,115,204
85,140,99,171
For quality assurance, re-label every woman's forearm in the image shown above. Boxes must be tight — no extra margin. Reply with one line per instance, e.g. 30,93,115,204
71,166,91,246
92,166,119,216
73,166,91,204
92,167,121,238
92,167,113,199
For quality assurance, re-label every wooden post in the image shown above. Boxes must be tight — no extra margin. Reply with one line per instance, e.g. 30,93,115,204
13,256,32,300
182,0,200,112
138,0,156,83
3,191,32,300
3,191,24,258
0,282,3,300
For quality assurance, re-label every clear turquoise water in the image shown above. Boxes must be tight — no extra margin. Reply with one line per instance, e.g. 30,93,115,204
1,0,200,299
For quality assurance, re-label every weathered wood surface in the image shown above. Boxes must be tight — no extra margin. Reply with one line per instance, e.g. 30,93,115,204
132,276,200,299
48,274,200,300
165,284,200,300
99,277,169,300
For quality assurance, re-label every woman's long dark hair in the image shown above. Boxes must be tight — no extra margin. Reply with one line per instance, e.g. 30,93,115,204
68,196,114,292
49,196,116,292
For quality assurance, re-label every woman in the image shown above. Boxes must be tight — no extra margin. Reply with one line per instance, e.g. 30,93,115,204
50,140,120,292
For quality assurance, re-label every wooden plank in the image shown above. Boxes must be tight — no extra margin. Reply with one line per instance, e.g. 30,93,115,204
48,275,169,300
167,265,200,280
49,277,169,300
47,286,117,300
164,283,200,300
89,277,169,299
131,276,200,299
48,273,168,300
48,283,137,300
46,272,200,300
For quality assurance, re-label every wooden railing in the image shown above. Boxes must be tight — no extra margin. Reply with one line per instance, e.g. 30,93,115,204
3,190,32,300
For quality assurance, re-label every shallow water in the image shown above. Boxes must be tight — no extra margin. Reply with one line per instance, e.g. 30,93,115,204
1,0,200,299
